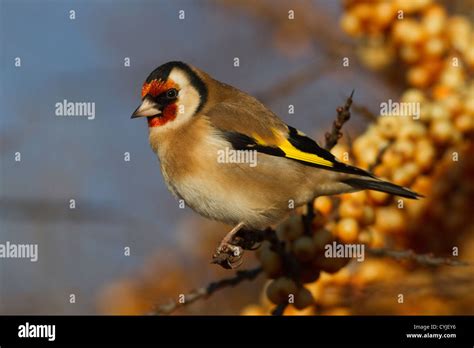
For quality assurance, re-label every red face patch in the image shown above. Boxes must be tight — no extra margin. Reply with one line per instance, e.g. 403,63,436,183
141,79,177,98
142,79,179,128
147,103,177,128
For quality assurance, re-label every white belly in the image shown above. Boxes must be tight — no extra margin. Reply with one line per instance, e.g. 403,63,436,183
154,128,297,229
159,156,284,229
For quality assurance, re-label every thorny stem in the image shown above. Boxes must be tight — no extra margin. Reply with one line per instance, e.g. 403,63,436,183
368,139,394,172
271,303,288,316
367,248,470,267
152,267,263,315
324,90,354,151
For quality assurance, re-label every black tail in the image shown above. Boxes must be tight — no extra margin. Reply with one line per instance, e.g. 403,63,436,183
343,178,423,199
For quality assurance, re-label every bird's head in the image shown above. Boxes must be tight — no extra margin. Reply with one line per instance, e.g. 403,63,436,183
131,61,208,129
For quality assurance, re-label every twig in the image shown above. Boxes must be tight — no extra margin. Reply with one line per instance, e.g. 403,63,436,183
151,267,262,315
368,139,394,172
325,90,354,150
256,61,332,103
352,103,378,122
272,303,288,316
302,91,355,259
254,228,302,284
302,202,315,236
367,247,470,267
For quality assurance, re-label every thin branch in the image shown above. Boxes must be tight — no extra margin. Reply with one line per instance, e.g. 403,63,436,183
368,139,394,172
325,90,354,150
151,267,263,315
352,103,378,122
272,303,288,316
256,61,332,103
367,247,470,267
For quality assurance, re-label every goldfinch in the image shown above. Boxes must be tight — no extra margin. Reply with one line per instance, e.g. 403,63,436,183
131,61,420,233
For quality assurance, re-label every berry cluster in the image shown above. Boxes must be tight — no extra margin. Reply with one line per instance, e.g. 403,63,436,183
243,0,473,315
341,0,474,81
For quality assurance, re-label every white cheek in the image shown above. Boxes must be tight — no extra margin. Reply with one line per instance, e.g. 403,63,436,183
169,69,190,87
176,86,200,119
148,87,199,133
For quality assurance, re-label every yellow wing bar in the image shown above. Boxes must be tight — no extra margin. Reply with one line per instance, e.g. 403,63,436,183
252,129,335,168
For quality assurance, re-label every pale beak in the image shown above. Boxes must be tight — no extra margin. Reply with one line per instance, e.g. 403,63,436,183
131,97,162,119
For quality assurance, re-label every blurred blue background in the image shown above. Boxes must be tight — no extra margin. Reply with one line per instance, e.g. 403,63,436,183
0,0,392,314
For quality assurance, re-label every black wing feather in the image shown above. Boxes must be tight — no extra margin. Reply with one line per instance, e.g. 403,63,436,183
221,127,375,178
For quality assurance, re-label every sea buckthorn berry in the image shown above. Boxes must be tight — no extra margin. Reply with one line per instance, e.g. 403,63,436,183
375,207,406,234
293,236,317,262
266,277,298,305
313,254,350,274
294,287,315,310
300,264,321,284
276,215,304,241
314,196,333,216
259,248,283,278
336,218,360,243
313,228,334,252
339,200,364,221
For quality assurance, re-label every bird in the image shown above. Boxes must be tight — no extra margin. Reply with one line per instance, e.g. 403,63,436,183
131,61,421,264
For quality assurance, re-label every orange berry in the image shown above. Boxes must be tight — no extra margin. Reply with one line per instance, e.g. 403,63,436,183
259,248,283,278
375,207,406,234
293,236,316,262
400,44,420,63
294,287,314,310
430,119,454,144
424,37,445,57
300,265,321,284
361,206,375,225
358,229,372,245
313,228,334,251
455,113,473,133
412,176,432,195
407,65,430,88
313,254,350,274
432,85,452,100
352,3,372,21
266,277,298,305
276,215,303,241
323,307,351,316
336,218,360,243
415,139,435,172
368,190,390,205
375,2,395,28
393,139,415,160
340,13,362,36
369,228,386,247
311,213,328,231
393,19,426,44
422,4,446,36
241,305,265,316
339,200,364,221
314,196,333,216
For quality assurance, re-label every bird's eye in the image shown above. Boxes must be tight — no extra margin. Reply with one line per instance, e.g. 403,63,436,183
166,88,178,99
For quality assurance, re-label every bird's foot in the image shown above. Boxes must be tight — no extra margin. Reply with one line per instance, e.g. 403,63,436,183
232,229,264,250
211,222,245,269
211,223,266,269
212,243,243,269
